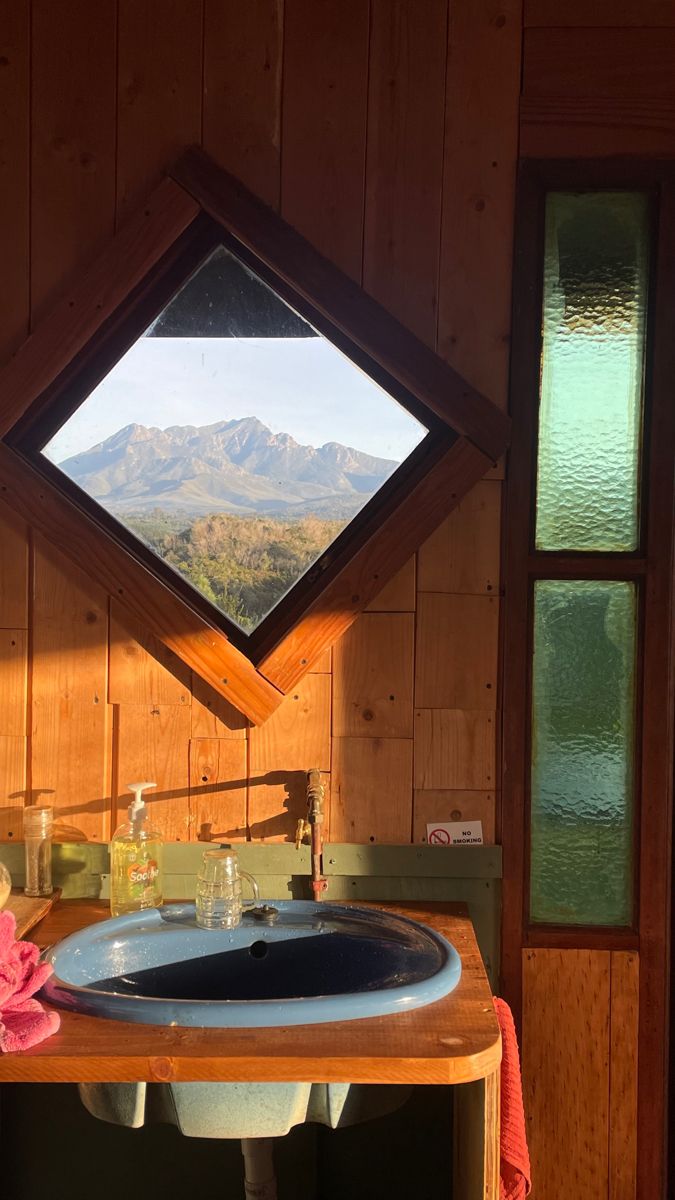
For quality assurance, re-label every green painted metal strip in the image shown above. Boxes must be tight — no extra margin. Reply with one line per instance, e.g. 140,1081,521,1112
324,844,502,879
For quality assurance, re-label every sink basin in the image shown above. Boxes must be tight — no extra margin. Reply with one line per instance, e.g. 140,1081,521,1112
41,900,461,1028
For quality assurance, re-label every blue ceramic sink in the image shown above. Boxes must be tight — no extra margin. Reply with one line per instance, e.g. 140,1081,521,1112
41,900,461,1028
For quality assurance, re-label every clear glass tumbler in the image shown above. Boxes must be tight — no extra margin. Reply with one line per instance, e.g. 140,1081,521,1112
24,806,54,898
195,849,259,930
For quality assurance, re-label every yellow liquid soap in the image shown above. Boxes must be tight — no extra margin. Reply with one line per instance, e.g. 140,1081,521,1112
110,782,163,916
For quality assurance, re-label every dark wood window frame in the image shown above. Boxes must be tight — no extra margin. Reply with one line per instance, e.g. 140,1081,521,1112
0,148,509,724
502,160,675,1200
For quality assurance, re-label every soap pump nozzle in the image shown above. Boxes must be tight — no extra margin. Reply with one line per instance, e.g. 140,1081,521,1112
126,781,157,823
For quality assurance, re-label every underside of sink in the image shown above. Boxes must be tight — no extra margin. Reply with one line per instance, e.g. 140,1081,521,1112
41,900,461,1027
79,1080,413,1139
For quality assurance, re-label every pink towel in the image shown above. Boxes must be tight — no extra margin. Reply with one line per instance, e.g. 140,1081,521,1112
0,910,60,1052
494,997,531,1200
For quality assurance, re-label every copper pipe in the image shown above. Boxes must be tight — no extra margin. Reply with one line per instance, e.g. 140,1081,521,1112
306,768,327,899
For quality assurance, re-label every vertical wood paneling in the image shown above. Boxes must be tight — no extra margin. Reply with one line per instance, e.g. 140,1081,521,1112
249,675,330,841
115,704,191,841
189,738,247,843
415,594,499,710
203,0,283,207
109,607,191,706
332,736,413,843
363,0,447,342
31,0,117,323
437,0,521,408
366,557,416,612
609,952,639,1200
333,613,414,738
417,480,502,594
31,541,110,840
0,630,27,737
116,0,203,223
413,789,496,844
0,503,29,628
281,0,370,278
522,949,611,1200
414,709,495,791
0,734,27,840
0,0,29,361
190,674,248,740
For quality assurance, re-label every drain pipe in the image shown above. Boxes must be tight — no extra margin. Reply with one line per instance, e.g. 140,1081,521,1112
306,768,327,900
241,1137,277,1199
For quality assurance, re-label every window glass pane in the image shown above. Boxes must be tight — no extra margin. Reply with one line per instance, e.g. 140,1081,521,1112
535,192,649,551
530,580,636,925
41,246,426,634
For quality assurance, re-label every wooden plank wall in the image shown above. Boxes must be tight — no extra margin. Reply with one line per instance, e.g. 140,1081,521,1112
0,5,656,1200
0,0,520,852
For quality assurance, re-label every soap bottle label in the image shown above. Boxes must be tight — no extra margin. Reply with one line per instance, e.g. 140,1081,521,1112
128,860,159,886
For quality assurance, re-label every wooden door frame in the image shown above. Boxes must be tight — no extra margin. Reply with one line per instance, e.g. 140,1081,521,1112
501,159,675,1200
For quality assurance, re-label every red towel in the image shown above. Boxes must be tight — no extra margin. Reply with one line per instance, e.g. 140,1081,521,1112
0,910,60,1052
494,997,531,1200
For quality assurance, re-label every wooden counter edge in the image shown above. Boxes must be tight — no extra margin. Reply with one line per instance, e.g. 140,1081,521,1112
0,1040,502,1085
0,899,501,1086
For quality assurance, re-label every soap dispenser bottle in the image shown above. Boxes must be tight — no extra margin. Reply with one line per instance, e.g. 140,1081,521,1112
110,782,163,916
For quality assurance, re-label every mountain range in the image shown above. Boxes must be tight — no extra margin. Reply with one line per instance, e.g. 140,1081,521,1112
56,417,401,519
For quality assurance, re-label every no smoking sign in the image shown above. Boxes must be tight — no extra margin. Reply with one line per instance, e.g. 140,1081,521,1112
426,820,483,846
428,827,451,845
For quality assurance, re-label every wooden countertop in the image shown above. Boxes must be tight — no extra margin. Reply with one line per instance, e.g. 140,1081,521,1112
0,900,501,1085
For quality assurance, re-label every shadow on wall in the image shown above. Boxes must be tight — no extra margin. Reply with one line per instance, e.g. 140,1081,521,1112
1,771,310,844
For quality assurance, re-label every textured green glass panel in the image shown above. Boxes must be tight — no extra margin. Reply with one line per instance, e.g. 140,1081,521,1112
530,580,636,925
535,192,648,551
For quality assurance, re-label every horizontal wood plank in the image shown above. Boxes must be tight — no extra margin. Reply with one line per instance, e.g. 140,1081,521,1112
525,0,675,26
520,95,675,158
523,28,675,98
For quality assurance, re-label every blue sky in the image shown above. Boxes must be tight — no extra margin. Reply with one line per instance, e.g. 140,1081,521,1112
44,336,426,464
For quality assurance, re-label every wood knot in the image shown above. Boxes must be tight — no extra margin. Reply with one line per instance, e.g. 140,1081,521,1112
150,1056,176,1081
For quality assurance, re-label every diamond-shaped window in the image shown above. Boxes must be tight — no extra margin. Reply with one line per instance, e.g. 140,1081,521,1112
30,240,429,644
1,151,508,720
